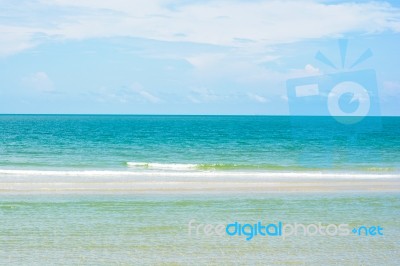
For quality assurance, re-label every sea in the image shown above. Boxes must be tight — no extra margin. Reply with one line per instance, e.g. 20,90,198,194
0,115,399,173
0,115,399,265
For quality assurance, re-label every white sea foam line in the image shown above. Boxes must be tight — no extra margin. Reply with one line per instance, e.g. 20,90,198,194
127,162,197,170
0,169,399,179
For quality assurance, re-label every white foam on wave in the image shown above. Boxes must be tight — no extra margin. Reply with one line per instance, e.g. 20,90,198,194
126,162,198,170
0,169,399,179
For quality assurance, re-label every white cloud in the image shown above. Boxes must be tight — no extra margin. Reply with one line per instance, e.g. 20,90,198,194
1,0,400,56
305,64,320,75
185,53,225,69
0,26,38,56
187,87,219,103
137,90,162,103
382,81,400,99
87,84,163,103
22,71,54,92
383,81,400,93
247,92,268,103
285,64,324,80
187,95,201,104
131,83,162,103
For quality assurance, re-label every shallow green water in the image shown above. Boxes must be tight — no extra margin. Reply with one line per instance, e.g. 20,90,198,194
0,193,398,265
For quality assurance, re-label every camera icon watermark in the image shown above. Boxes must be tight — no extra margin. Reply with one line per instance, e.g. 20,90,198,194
287,39,380,124
287,69,380,125
286,39,382,169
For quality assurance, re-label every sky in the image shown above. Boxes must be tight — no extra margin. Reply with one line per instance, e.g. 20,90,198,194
0,0,399,115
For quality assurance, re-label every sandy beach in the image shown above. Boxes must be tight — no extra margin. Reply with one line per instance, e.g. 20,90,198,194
1,171,399,194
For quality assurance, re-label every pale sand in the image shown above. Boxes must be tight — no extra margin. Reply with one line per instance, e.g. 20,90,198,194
1,176,399,194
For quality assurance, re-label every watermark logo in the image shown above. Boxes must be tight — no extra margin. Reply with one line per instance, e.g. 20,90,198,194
285,39,382,168
286,39,380,124
188,219,384,241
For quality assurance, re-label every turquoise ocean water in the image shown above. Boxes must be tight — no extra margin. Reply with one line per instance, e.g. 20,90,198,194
0,115,399,172
0,115,399,265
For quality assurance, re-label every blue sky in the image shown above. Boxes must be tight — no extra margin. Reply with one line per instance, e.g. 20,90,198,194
0,0,399,115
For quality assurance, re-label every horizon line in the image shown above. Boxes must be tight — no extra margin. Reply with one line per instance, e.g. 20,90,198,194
0,114,398,117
